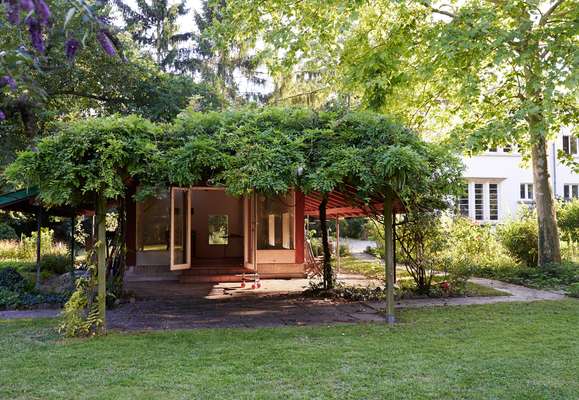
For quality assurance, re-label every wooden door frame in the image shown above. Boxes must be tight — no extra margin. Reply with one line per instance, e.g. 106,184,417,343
170,187,192,271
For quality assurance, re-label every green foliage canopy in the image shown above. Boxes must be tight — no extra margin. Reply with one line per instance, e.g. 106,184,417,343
5,115,165,206
5,108,464,213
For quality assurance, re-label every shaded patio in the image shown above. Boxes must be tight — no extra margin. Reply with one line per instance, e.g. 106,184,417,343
111,275,385,330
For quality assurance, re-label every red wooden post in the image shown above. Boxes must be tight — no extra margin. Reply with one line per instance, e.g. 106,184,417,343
295,190,305,264
125,186,137,268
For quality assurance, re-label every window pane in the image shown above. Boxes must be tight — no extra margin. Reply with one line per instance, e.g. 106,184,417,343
528,184,533,200
573,185,579,198
475,184,484,220
503,145,512,153
459,184,469,216
520,184,525,199
136,191,170,251
489,184,498,220
564,185,570,199
571,137,578,155
208,215,228,245
257,193,294,250
172,190,187,265
563,136,570,154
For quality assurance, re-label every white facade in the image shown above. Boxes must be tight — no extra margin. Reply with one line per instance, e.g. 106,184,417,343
461,128,579,223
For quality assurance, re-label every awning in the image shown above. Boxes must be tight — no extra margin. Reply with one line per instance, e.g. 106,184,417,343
0,187,77,217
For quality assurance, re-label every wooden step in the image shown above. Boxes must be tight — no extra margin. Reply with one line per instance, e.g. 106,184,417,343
180,273,256,283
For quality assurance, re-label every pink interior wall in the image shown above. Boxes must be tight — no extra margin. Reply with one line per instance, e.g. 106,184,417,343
190,190,244,260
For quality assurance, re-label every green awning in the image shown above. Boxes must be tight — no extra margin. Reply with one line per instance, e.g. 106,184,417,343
0,187,39,209
0,187,76,217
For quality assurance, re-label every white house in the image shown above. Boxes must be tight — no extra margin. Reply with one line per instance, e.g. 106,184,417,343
460,127,579,223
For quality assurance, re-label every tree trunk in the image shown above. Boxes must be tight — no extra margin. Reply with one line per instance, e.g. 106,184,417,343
530,130,561,266
319,195,333,290
521,33,562,267
384,188,395,325
96,194,107,334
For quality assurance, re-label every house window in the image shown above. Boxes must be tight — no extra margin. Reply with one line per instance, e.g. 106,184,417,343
458,184,469,217
520,183,534,201
503,145,512,153
474,183,484,220
563,135,578,155
136,191,170,251
257,193,295,250
489,184,498,220
564,184,579,200
462,181,500,221
208,215,228,245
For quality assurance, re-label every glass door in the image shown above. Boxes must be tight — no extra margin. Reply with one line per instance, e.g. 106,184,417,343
170,187,191,270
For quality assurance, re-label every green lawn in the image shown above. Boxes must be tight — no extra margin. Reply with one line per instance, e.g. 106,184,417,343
1,300,578,399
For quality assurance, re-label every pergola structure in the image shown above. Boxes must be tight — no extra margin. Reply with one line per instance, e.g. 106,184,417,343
0,188,78,289
304,188,404,311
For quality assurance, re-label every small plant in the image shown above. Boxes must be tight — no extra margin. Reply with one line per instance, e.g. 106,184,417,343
58,265,103,337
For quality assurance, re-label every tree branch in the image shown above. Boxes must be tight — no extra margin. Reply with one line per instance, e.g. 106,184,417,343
540,0,566,26
416,0,456,19
48,91,127,103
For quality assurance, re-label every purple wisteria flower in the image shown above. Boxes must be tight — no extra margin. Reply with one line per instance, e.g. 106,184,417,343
65,38,80,61
0,110,6,121
6,0,20,25
32,0,50,24
26,17,45,53
97,30,116,57
0,75,17,91
20,0,34,12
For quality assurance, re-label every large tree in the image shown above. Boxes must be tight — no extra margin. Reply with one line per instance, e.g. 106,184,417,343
186,0,266,103
114,0,192,71
220,0,578,266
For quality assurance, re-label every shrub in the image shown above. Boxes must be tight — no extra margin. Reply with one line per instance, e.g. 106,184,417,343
395,211,447,294
558,199,579,243
40,255,69,275
498,215,538,267
443,217,513,268
445,258,475,294
0,288,21,309
0,223,17,240
338,243,350,257
0,267,29,292
567,283,579,298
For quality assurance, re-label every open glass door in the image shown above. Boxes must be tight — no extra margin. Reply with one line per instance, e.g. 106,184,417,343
170,187,191,270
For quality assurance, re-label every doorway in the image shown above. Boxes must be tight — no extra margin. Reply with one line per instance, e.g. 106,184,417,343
170,187,245,270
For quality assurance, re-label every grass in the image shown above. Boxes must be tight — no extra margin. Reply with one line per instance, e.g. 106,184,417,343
1,300,578,399
340,255,411,279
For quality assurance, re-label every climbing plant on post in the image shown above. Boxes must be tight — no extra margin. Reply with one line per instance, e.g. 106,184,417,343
5,115,164,336
383,187,395,325
95,194,107,333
